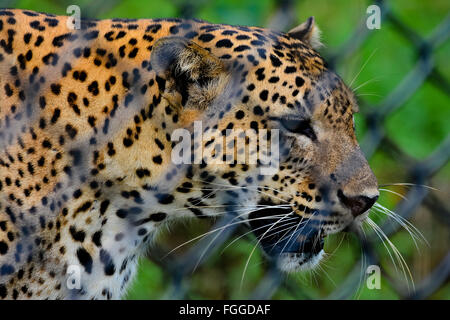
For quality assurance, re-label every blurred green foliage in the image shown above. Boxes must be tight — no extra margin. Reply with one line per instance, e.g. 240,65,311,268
11,0,449,299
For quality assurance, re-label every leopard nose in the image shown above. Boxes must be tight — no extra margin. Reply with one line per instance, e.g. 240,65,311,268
337,190,378,217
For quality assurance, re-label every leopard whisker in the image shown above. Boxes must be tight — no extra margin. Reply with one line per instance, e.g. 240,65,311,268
267,222,299,255
355,92,382,97
277,214,309,256
378,188,408,200
162,211,293,259
349,48,378,88
378,183,439,191
322,232,346,263
373,203,428,247
365,217,399,274
193,217,299,272
366,217,415,291
352,77,381,92
354,225,367,300
278,212,315,257
240,210,294,289
261,221,300,242
219,216,300,255
316,260,337,288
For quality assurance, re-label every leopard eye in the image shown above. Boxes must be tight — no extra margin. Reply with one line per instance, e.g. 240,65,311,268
280,118,317,140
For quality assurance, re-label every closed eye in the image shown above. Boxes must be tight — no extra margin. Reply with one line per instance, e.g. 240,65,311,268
280,118,317,141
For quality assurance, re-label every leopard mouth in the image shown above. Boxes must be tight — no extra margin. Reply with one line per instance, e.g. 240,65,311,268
248,208,325,271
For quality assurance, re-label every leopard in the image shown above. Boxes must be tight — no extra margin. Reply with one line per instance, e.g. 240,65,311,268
0,8,379,299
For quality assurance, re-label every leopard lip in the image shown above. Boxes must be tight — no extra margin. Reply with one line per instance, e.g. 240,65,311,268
248,208,324,257
289,237,324,255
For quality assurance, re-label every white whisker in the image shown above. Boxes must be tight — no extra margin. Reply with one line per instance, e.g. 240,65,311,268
367,217,415,291
378,188,408,200
240,210,294,289
379,183,439,191
349,48,378,88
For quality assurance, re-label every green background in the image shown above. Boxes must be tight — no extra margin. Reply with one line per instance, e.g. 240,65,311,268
8,0,449,299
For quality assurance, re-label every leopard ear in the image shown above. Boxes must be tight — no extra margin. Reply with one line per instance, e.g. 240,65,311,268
288,17,323,49
150,37,228,110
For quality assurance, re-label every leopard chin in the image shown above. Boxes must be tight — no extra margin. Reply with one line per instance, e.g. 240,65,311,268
276,249,325,273
265,234,326,273
272,233,325,272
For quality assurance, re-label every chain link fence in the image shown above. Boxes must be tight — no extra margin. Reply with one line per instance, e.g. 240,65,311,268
1,0,448,300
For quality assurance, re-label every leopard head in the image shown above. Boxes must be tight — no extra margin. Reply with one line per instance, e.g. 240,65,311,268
150,17,379,272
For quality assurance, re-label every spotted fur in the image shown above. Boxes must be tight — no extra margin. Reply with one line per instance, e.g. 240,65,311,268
0,9,378,299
